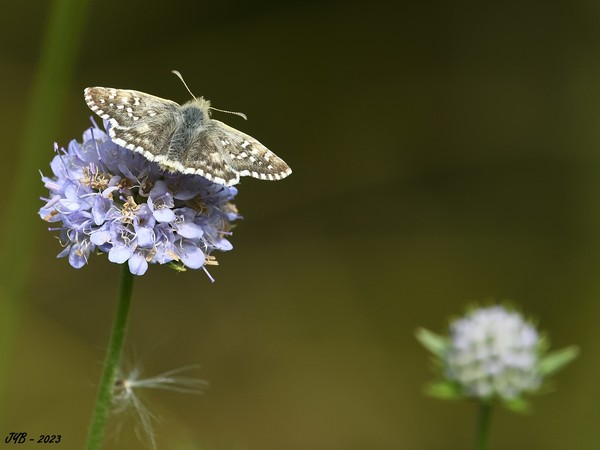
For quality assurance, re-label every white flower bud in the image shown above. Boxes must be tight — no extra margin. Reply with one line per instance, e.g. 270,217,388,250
444,306,541,400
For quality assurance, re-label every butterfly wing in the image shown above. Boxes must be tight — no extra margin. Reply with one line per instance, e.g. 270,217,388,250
84,87,181,162
188,119,292,185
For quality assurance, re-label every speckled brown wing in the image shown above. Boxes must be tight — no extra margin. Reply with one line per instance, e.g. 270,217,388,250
190,120,292,183
84,87,181,161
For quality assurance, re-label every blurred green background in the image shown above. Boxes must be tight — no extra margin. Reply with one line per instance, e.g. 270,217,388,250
2,0,600,449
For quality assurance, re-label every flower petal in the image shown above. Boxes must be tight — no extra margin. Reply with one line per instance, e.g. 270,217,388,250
128,252,149,275
177,240,205,269
90,229,111,245
136,227,155,247
108,245,133,264
153,207,176,223
68,243,89,269
176,222,204,239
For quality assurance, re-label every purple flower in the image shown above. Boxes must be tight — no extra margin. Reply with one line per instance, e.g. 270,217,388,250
39,120,241,278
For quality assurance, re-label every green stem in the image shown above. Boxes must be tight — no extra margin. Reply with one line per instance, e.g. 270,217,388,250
474,401,493,450
84,265,135,450
0,0,90,415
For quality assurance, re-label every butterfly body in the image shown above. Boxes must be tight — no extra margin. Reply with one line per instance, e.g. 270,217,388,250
84,87,291,186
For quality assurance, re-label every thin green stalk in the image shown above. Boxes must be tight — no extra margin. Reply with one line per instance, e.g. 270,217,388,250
84,265,135,450
474,401,493,450
0,0,90,413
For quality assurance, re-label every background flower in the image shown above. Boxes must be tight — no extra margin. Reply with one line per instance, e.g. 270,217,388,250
416,304,578,412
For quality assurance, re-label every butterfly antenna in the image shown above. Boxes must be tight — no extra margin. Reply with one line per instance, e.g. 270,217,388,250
171,70,197,99
171,70,247,120
208,106,248,121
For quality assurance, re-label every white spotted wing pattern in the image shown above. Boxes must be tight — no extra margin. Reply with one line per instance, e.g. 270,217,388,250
84,87,292,186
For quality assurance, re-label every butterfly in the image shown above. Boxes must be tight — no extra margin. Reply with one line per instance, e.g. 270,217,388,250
84,78,291,186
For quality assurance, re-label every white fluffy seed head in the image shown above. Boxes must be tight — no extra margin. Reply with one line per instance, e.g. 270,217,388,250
112,365,207,450
444,305,541,400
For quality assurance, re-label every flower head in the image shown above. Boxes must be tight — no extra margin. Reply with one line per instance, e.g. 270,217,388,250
39,120,241,277
416,304,578,412
444,306,541,400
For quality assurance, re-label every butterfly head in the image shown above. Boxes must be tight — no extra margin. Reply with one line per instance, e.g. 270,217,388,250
187,96,212,114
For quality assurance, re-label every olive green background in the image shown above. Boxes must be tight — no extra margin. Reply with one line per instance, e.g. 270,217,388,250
2,1,599,449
